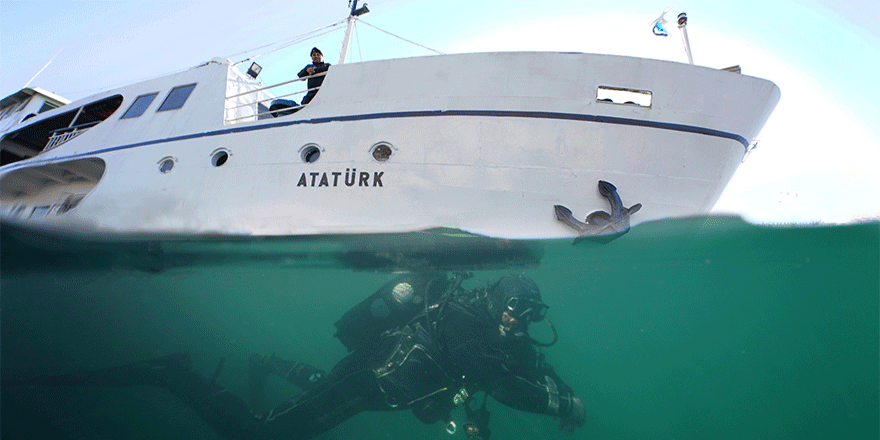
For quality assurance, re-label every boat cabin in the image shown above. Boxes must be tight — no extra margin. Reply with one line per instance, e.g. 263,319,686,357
0,88,71,164
0,57,322,222
0,57,321,169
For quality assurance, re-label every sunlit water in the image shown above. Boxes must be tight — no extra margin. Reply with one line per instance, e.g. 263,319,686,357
2,216,878,440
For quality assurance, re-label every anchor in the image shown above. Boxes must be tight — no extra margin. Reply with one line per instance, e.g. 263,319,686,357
554,180,642,242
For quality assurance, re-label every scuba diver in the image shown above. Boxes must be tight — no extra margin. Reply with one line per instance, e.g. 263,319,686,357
4,273,586,440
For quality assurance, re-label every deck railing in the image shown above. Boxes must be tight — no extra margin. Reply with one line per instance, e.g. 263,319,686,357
224,72,326,124
44,122,99,151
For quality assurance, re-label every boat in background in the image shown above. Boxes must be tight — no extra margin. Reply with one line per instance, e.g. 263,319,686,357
0,2,779,241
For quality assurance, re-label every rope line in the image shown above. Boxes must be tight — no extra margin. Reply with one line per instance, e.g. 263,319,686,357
357,19,445,55
230,19,347,66
354,21,363,62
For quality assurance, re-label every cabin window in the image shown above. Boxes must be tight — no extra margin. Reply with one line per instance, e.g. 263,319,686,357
1,95,122,166
30,205,52,218
56,194,85,215
596,86,652,108
121,92,159,119
0,100,27,121
300,144,322,163
371,143,393,162
211,149,230,167
39,101,60,113
73,95,124,126
158,84,196,111
158,157,176,174
10,205,27,218
14,99,30,113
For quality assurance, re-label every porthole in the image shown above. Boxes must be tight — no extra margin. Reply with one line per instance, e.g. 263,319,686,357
370,142,394,162
300,144,322,163
158,156,176,174
211,149,230,167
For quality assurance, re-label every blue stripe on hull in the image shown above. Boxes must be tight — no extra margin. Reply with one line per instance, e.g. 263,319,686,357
5,110,749,169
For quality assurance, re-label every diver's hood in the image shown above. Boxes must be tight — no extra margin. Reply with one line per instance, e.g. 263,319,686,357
488,274,546,322
487,274,556,346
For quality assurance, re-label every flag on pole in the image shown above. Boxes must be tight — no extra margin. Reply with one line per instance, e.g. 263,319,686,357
653,20,668,37
650,7,672,37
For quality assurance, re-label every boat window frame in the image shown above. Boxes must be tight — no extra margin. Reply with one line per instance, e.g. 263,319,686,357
39,101,60,113
596,86,652,108
0,98,29,121
120,92,160,119
14,99,30,113
157,83,197,112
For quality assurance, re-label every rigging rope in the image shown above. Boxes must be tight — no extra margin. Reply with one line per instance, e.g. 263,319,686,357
357,19,445,55
230,19,347,66
354,20,363,63
227,14,444,69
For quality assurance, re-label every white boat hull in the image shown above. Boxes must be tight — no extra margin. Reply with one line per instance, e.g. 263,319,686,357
1,52,779,239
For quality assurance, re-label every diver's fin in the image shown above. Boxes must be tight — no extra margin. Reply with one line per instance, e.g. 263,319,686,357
163,361,263,438
210,357,226,384
5,352,263,439
2,352,192,388
248,353,269,413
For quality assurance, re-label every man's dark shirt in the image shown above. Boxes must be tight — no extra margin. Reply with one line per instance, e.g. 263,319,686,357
297,62,330,90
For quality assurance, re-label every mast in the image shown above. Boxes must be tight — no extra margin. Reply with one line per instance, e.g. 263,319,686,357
338,0,370,65
677,12,694,65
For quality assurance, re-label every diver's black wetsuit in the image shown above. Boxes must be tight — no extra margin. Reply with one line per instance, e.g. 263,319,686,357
438,295,577,418
6,289,579,440
241,293,578,440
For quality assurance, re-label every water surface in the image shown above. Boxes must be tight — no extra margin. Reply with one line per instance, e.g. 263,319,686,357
2,216,877,439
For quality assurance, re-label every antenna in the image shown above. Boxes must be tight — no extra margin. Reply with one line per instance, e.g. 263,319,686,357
23,48,63,88
339,0,370,64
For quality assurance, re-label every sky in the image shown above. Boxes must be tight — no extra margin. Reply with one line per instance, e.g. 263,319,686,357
1,0,878,224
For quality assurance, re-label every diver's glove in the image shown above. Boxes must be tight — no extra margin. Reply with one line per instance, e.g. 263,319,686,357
463,404,491,440
558,397,585,435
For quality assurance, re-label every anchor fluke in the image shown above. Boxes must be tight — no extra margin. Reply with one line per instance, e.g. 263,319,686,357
553,205,590,235
554,180,642,243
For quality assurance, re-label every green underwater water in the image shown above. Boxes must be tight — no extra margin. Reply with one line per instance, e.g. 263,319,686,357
1,216,878,440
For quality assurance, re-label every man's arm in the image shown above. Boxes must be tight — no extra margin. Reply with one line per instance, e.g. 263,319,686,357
486,367,585,434
485,370,574,416
452,340,585,433
442,303,585,432
450,342,577,414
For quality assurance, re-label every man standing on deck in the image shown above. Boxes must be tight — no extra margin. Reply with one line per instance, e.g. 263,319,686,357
298,47,330,105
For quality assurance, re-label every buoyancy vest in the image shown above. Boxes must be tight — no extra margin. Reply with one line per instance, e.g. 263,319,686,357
333,272,452,352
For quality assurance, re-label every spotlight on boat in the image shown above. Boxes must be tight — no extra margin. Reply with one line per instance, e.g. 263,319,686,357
353,4,369,16
247,62,262,79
